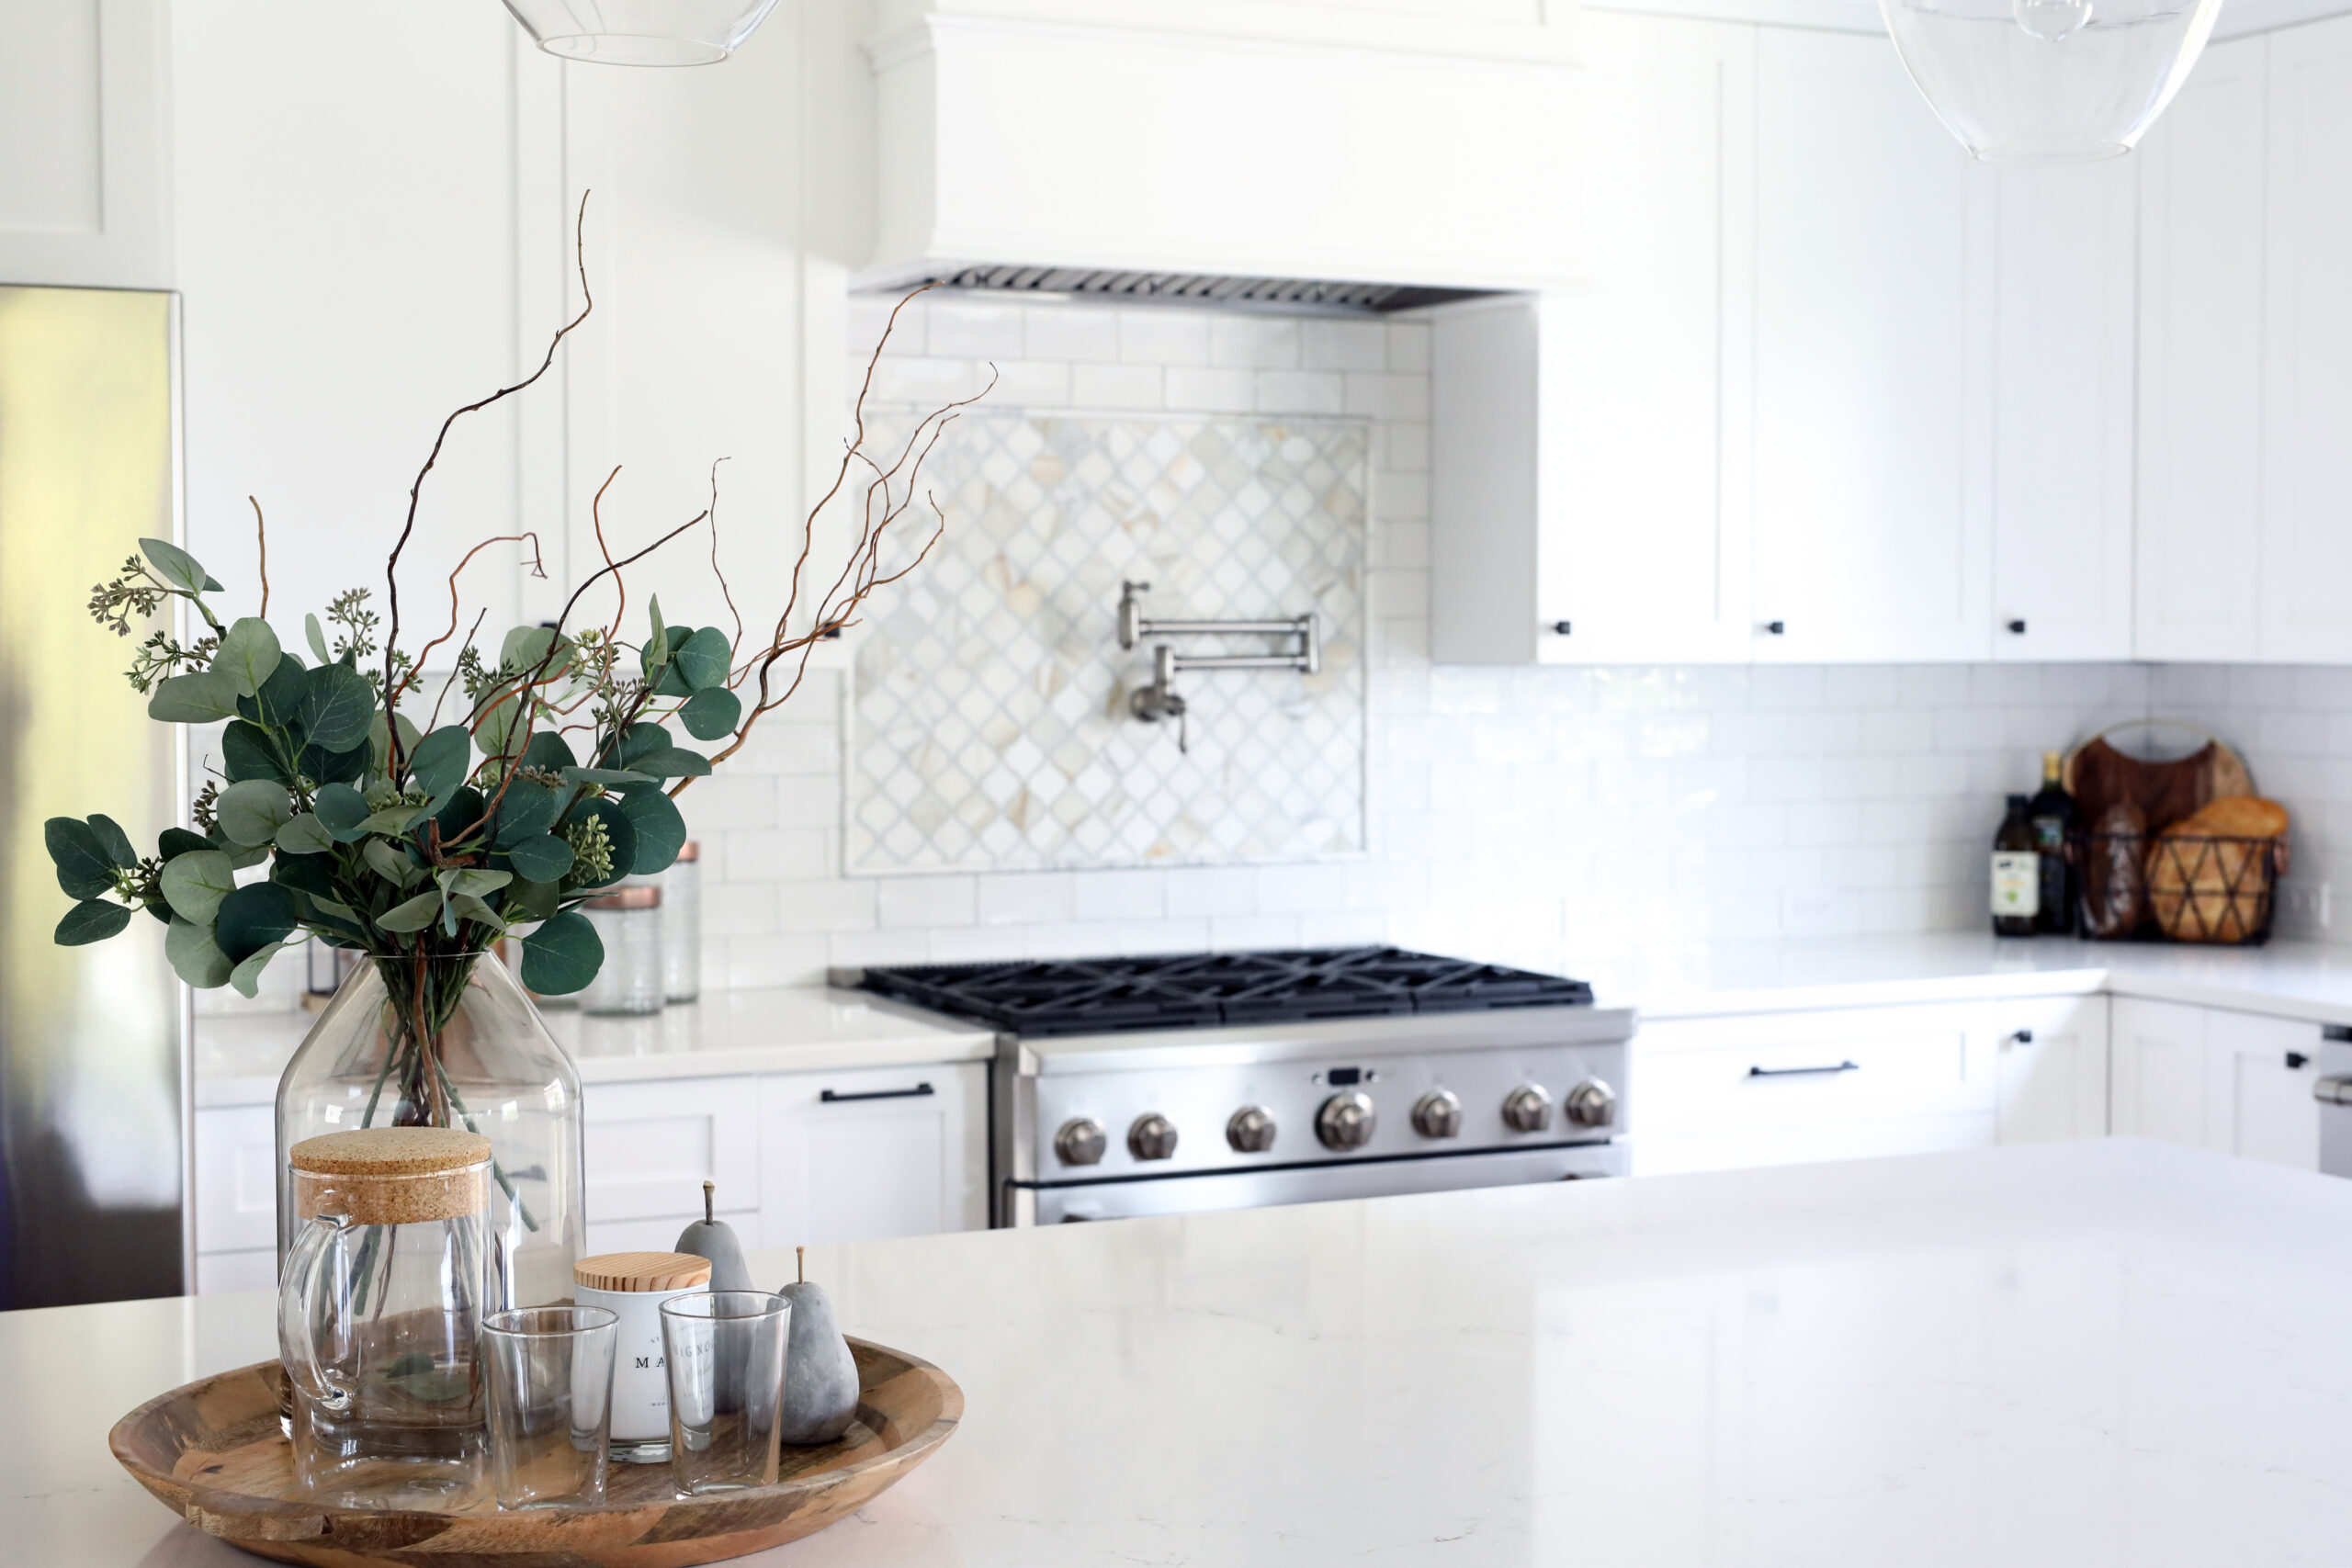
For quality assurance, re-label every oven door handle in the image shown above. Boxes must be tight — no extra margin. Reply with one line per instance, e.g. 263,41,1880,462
2313,1075,2352,1106
1747,1060,1860,1079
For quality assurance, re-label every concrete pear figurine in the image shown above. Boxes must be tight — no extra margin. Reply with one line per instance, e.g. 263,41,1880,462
673,1181,753,1292
778,1246,860,1445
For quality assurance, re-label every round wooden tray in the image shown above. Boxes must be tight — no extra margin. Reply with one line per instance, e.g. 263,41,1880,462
108,1337,961,1568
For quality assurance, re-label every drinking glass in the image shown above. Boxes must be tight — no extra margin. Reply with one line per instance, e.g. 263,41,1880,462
481,1305,620,1509
660,1291,792,1495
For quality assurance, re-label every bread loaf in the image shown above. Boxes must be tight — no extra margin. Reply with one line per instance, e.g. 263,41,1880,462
2082,801,2147,939
2165,795,2290,840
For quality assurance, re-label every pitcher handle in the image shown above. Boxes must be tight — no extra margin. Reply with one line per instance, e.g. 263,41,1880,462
278,1213,354,1415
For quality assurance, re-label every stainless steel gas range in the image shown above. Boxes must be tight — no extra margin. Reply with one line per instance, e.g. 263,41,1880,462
839,947,1635,1225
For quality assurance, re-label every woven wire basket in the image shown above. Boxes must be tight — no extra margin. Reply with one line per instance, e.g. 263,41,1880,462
2076,830,2285,945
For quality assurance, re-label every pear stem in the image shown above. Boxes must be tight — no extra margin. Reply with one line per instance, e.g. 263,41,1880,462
797,1245,806,1285
703,1179,715,1224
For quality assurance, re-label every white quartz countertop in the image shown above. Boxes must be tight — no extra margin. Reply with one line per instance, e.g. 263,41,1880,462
1594,930,2352,1025
193,986,994,1108
16,1138,2350,1565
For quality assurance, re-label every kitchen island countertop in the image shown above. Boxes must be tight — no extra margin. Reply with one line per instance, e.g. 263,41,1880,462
16,1138,2350,1566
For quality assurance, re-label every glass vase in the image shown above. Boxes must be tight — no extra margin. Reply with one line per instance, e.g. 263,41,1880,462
276,953,585,1312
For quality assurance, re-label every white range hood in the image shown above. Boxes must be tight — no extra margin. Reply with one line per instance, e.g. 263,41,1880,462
861,5,1585,304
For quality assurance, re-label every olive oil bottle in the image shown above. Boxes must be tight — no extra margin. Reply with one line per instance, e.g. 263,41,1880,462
1992,794,2040,937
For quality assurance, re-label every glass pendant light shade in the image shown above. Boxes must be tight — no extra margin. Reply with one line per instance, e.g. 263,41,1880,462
501,0,783,67
1880,0,2225,163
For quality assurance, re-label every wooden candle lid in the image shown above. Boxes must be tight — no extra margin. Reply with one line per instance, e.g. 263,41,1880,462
574,1251,714,1292
288,1127,491,1226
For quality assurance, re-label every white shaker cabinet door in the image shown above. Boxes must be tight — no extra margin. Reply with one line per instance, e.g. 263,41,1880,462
2261,17,2352,662
1993,995,2110,1145
2134,37,2267,662
583,1075,761,1225
1749,27,1994,663
0,0,170,288
1531,13,1754,665
1989,162,2137,662
2202,1009,2324,1171
757,1063,987,1249
2109,998,2211,1147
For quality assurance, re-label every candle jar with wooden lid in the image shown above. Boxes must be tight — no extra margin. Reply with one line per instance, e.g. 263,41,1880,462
573,1251,713,1462
279,1127,492,1510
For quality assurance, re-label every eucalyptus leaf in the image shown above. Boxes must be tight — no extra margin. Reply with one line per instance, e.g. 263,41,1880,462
491,781,561,846
299,663,377,752
652,661,694,700
364,838,423,890
222,840,271,871
55,899,132,945
475,693,522,761
354,804,428,836
228,938,298,999
250,653,310,731
215,881,298,962
518,909,603,995
369,710,422,776
212,617,283,699
375,889,444,933
675,626,731,690
268,851,334,900
435,786,486,848
274,813,334,855
298,739,370,788
508,876,561,923
560,767,653,788
613,723,669,770
626,747,710,779
159,850,235,923
44,818,115,899
677,685,741,741
305,613,333,665
503,834,573,883
220,721,289,784
448,893,502,928
615,784,686,875
138,537,220,594
158,827,212,860
164,918,235,988
86,813,137,869
500,623,571,677
305,896,365,935
313,783,371,842
215,779,293,848
518,730,577,773
644,596,667,672
147,671,242,724
571,806,636,889
409,725,472,802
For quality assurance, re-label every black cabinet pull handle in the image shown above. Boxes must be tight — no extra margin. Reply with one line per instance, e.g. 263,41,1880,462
2288,1051,2311,1070
2010,1028,2034,1044
2007,618,2027,634
2323,1024,2352,1043
1762,620,1786,636
820,1082,935,1103
1748,1060,1859,1078
1550,620,1572,636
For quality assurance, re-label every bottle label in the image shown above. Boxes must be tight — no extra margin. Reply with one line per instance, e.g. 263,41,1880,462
1991,852,2041,918
2031,815,2065,851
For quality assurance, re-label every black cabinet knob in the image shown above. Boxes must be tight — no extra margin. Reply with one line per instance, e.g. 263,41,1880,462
2007,619,2028,635
1763,620,1786,636
2288,1051,2311,1070
1550,620,1572,636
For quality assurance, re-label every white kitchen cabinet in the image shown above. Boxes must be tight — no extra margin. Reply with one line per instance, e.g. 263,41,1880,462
1748,27,1994,664
1993,995,2109,1145
1989,163,2137,661
2111,998,2324,1169
1431,15,1753,666
2134,39,2267,662
192,1104,281,1295
2259,17,2352,663
1631,1001,1999,1176
582,1074,762,1264
757,1062,987,1248
0,0,170,289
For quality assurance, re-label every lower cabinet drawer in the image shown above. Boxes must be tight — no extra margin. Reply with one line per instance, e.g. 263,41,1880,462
1634,1003,1998,1139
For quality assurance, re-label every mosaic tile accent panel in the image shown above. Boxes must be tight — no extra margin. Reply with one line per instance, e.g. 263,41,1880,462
848,410,1367,874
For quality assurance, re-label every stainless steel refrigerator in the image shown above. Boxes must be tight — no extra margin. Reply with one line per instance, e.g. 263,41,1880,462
0,284,186,1307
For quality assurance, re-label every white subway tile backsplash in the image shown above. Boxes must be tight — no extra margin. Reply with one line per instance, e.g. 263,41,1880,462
1117,309,1213,366
1163,366,1255,412
1302,320,1386,372
1023,304,1119,361
1254,369,1347,415
1210,315,1300,369
1386,321,1432,374
1070,362,1163,408
923,299,1025,360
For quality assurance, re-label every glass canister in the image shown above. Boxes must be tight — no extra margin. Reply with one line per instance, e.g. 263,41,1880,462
278,1126,492,1510
572,1251,713,1463
580,886,663,1016
662,841,701,1003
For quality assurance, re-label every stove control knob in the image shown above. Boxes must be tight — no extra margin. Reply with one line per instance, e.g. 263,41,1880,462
1055,1117,1107,1167
1227,1105,1278,1154
1565,1077,1618,1130
1127,1112,1180,1161
1317,1091,1378,1151
1412,1089,1464,1140
1502,1084,1555,1134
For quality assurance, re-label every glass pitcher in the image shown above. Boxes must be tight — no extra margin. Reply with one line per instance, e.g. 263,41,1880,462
279,1126,492,1509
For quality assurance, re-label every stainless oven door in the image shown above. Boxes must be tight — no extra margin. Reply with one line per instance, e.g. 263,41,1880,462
1006,1142,1626,1224
2318,1036,2352,1178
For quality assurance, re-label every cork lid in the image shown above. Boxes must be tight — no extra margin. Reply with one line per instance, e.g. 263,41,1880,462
574,1251,715,1292
290,1128,491,1227
289,1127,491,1178
586,884,661,910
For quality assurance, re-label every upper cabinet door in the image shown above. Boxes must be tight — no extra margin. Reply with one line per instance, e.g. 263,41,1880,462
1532,13,1755,664
2261,18,2352,663
1989,160,2137,661
1750,28,1994,663
0,0,169,289
2135,37,2267,663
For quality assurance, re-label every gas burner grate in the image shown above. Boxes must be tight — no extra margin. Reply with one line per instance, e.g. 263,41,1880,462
849,947,1594,1035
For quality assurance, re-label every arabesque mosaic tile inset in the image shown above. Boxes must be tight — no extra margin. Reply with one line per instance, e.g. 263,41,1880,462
849,411,1367,874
